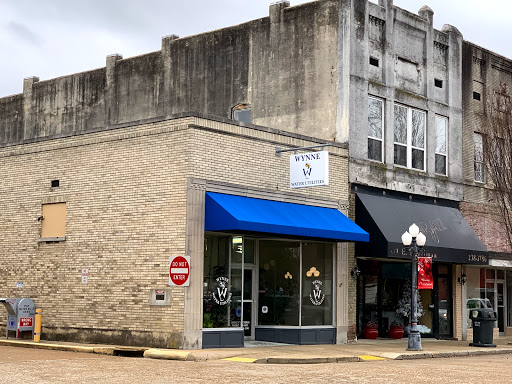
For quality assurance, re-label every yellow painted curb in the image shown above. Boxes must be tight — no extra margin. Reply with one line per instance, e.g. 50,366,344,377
358,355,387,361
222,357,258,363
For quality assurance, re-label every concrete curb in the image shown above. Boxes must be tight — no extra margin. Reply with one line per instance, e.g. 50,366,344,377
143,348,249,361
384,348,512,361
0,339,96,354
3,339,512,364
0,340,146,356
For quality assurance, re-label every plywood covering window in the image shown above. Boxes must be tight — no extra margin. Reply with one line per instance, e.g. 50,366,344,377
41,203,66,239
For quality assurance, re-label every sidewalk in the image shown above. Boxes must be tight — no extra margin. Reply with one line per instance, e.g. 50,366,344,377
1,336,512,364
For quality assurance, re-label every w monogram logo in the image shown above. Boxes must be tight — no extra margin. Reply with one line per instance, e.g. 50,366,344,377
303,163,312,179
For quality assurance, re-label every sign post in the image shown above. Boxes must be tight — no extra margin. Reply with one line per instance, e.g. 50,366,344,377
169,256,190,287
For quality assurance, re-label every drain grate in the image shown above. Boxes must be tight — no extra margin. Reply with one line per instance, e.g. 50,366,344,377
112,348,147,358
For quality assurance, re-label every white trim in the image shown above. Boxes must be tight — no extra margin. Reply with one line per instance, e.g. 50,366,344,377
393,104,426,171
368,96,384,163
435,115,448,176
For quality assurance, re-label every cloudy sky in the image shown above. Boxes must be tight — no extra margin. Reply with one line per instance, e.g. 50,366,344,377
0,0,510,98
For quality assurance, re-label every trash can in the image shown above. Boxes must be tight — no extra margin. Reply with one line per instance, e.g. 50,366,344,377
469,308,496,347
0,298,36,339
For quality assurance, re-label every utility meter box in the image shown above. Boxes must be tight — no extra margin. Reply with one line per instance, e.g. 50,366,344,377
0,298,36,339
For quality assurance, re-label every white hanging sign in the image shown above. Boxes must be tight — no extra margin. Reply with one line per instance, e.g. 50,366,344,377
290,151,329,188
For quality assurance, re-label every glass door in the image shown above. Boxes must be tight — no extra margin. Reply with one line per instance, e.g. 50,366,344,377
243,267,256,338
433,264,452,338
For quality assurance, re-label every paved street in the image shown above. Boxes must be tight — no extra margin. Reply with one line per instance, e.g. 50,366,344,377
1,345,511,384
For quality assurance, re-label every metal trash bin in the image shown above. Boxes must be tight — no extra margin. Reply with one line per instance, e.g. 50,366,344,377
469,308,496,347
0,298,36,339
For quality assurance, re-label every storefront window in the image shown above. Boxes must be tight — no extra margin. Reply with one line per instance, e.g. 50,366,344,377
205,236,335,330
357,260,455,337
258,240,300,326
466,267,504,330
381,263,409,330
203,236,242,329
301,242,333,326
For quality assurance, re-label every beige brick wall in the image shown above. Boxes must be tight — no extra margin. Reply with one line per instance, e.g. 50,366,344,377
0,116,350,347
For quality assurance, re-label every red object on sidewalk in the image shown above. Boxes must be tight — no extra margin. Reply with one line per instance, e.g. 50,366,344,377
363,327,378,339
389,326,404,339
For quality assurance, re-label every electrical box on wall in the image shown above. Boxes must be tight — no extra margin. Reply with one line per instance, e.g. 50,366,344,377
149,288,172,306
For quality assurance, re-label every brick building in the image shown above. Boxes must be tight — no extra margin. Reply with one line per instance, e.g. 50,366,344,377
460,41,512,338
0,0,510,348
0,111,369,348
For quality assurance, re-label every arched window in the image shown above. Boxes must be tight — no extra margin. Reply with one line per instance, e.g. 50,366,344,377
231,104,252,124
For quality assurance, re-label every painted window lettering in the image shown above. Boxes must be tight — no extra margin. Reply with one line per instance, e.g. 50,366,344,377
212,277,232,305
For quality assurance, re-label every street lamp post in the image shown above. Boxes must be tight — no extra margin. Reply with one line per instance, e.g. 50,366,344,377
401,223,427,351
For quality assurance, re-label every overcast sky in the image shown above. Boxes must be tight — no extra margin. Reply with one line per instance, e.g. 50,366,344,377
0,0,510,98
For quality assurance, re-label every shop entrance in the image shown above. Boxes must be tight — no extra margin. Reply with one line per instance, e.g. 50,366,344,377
432,264,452,338
357,260,453,339
203,234,336,345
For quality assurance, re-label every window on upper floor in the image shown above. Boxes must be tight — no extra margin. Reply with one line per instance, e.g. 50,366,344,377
394,105,426,171
368,96,383,162
474,132,485,183
231,104,252,124
435,115,448,175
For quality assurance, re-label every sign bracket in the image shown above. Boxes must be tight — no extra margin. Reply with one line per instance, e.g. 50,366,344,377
275,143,334,157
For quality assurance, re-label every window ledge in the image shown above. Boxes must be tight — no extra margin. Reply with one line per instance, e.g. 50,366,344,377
38,237,66,243
393,164,427,174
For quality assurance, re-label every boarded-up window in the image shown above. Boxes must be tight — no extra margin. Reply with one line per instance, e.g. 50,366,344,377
41,203,66,238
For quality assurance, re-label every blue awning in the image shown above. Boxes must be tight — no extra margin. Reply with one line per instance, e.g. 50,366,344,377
205,192,369,242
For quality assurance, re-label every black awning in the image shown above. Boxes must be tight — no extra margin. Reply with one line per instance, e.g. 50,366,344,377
356,192,488,265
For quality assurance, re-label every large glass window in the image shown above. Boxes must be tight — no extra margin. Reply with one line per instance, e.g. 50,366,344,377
435,115,447,175
394,105,426,171
301,242,334,326
258,240,300,326
203,236,242,329
204,236,334,329
466,267,504,331
368,97,384,162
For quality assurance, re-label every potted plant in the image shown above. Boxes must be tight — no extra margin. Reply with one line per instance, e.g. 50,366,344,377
388,320,404,339
362,320,379,339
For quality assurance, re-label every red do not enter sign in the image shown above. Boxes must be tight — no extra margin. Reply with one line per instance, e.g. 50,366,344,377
169,256,190,286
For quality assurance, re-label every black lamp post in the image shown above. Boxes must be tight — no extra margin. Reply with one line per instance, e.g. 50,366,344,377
401,223,426,351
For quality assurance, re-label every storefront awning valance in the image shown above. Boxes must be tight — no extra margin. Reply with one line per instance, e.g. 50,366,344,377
356,192,488,265
205,192,369,242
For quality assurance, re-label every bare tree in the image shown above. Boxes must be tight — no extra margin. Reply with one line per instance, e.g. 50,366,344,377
480,83,512,249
